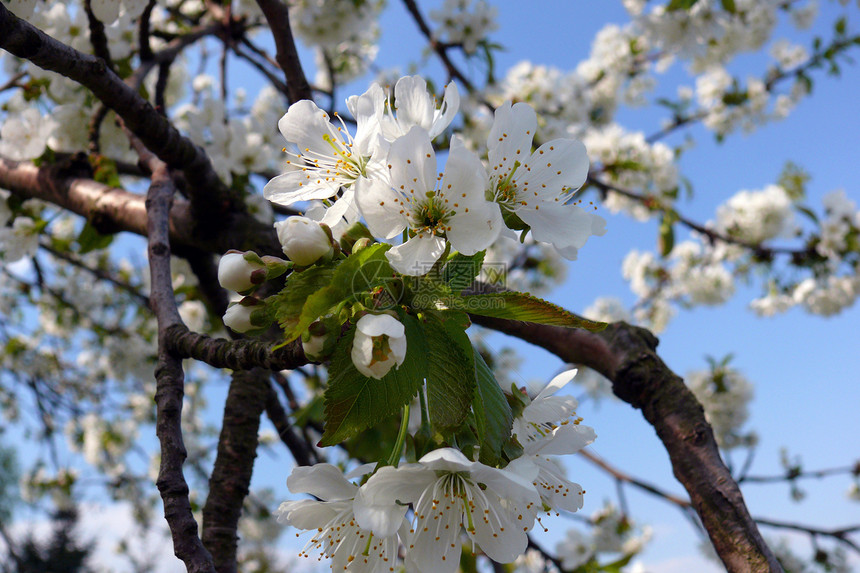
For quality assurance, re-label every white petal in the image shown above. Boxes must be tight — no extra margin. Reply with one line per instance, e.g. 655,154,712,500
276,499,342,528
532,423,597,456
353,482,409,537
440,138,501,254
360,465,436,507
488,102,536,182
387,126,437,198
406,490,463,573
534,369,578,402
521,138,589,196
446,202,502,255
393,76,434,133
428,81,460,139
263,169,339,205
355,176,407,239
471,465,541,507
278,100,337,158
418,447,474,471
523,394,579,425
286,463,357,501
385,234,446,276
356,313,405,338
520,202,598,251
347,83,385,156
468,491,529,563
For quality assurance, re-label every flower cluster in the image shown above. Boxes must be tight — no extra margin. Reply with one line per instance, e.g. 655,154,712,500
687,361,756,450
263,75,604,276
277,369,596,572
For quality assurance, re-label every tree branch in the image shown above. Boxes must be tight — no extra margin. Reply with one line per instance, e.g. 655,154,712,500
145,151,215,572
264,380,316,467
0,155,281,257
254,0,312,103
202,368,269,572
469,315,783,573
0,3,241,227
163,324,308,371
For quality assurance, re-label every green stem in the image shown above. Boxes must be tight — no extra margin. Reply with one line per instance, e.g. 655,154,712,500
387,402,410,467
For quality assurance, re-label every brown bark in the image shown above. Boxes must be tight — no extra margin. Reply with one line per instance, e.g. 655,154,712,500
146,159,215,572
254,0,312,103
0,156,281,257
202,369,269,573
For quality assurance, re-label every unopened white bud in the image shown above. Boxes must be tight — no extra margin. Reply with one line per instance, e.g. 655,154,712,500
218,251,266,293
275,216,332,266
223,298,261,333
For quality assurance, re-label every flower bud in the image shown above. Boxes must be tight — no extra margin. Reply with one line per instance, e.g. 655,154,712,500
223,297,262,333
275,216,333,266
302,319,336,361
350,313,407,379
218,251,266,293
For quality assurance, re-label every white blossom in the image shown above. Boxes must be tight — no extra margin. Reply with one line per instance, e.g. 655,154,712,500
351,313,407,379
356,128,501,275
277,463,400,572
218,251,267,293
355,447,541,573
263,85,385,207
0,108,54,161
487,102,605,259
429,0,498,54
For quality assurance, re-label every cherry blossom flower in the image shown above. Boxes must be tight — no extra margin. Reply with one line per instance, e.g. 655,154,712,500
487,101,606,260
0,108,53,161
277,463,400,573
355,447,540,573
512,369,597,456
263,84,385,207
356,127,502,275
351,314,407,379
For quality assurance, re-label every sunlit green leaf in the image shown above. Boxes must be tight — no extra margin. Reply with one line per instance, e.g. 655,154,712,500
454,292,607,331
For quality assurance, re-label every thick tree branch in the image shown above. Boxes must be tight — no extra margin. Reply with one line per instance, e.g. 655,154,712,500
0,156,281,256
164,324,308,371
202,368,269,572
145,154,215,572
254,0,312,103
469,315,783,573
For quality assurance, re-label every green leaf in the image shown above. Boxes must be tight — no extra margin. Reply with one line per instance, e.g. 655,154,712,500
423,314,475,432
320,314,426,446
76,221,114,254
794,204,819,224
442,251,485,292
720,0,736,13
270,266,336,342
453,292,608,331
277,244,395,342
666,0,699,12
835,17,847,36
658,214,675,257
471,350,513,465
